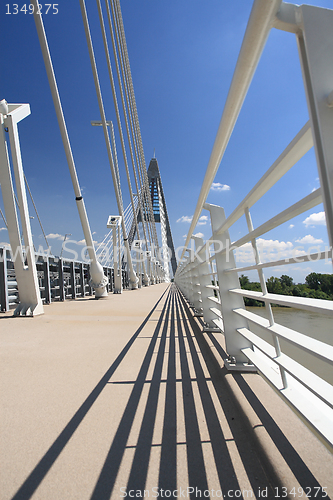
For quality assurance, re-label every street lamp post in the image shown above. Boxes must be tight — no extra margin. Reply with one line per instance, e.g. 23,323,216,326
91,120,139,289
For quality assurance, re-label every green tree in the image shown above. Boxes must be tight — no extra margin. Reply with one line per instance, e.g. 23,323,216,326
239,274,250,287
266,276,283,294
305,272,333,299
280,275,293,288
305,272,321,290
319,274,333,296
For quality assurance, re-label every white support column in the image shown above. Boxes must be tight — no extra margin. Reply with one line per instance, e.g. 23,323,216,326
150,257,156,285
145,251,151,286
107,215,122,293
113,228,122,294
132,240,143,288
0,102,43,316
152,258,159,284
206,203,255,371
297,5,333,248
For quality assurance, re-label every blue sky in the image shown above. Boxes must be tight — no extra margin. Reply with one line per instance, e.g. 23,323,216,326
1,0,332,283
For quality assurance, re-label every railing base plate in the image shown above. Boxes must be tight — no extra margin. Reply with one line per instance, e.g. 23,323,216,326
203,326,222,333
224,358,257,372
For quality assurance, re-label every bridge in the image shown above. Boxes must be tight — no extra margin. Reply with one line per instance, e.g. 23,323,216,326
1,0,333,498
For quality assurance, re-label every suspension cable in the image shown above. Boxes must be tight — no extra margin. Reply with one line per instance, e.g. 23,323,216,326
23,173,51,251
110,0,157,253
0,206,7,228
97,0,148,280
79,0,138,287
113,0,160,252
107,0,153,251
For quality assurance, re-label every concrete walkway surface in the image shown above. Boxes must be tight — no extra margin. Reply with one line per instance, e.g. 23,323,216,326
1,283,332,500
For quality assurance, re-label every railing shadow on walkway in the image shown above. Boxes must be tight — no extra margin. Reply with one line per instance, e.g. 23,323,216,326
181,295,327,498
10,285,327,500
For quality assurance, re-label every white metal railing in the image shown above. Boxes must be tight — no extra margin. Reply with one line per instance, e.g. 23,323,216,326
0,245,129,311
175,0,333,452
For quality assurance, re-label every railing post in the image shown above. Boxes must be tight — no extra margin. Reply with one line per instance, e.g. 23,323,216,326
183,251,194,307
79,262,85,297
0,247,9,312
182,253,193,302
43,257,51,304
188,247,202,315
205,203,255,370
87,264,93,296
193,236,220,330
70,261,76,299
58,258,65,301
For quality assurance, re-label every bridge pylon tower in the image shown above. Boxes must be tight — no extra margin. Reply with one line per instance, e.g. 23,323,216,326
147,158,177,280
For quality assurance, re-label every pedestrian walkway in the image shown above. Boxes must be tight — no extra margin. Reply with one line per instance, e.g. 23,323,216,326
1,284,332,500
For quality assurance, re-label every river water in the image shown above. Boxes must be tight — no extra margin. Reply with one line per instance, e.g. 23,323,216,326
247,306,333,384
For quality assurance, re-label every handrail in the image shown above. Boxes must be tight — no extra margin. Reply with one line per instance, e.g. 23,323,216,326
214,121,313,236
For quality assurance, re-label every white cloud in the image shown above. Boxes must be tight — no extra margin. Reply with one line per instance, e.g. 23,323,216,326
235,238,305,264
257,238,293,250
177,215,193,223
177,214,209,226
197,215,208,226
210,182,230,192
46,233,65,240
295,234,323,245
0,227,7,232
193,232,204,238
303,211,326,227
289,224,294,229
289,266,313,274
76,239,97,246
